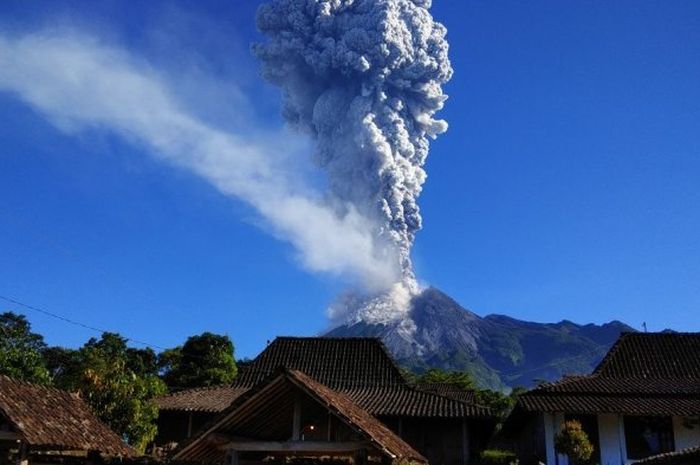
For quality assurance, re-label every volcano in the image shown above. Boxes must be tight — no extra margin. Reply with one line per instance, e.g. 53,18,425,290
325,288,634,390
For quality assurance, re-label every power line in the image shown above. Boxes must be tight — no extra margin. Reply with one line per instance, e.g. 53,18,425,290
0,294,167,350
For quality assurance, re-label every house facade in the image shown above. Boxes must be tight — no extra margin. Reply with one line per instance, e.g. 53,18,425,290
157,337,494,465
173,368,428,465
501,332,700,465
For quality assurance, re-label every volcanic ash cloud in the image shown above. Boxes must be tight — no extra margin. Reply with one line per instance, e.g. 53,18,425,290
254,0,453,324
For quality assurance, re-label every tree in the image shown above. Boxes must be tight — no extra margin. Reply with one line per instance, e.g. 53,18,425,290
413,368,527,420
54,333,166,452
159,332,237,388
416,368,476,390
554,420,594,465
0,312,50,384
42,346,82,388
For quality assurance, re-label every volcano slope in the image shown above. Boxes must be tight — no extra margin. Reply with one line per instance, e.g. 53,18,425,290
326,288,634,390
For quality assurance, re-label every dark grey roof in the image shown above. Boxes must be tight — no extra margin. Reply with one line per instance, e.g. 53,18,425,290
515,332,700,416
158,337,491,418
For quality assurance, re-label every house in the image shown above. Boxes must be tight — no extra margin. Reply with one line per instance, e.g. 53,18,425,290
0,375,135,464
157,337,493,465
500,332,700,465
173,368,427,465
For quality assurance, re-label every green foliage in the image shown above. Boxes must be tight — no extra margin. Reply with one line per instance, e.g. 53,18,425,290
43,345,82,388
413,368,522,419
53,333,166,452
474,389,514,418
0,312,50,384
159,332,237,388
400,367,418,384
554,420,594,465
418,368,476,390
1,312,243,451
479,449,518,465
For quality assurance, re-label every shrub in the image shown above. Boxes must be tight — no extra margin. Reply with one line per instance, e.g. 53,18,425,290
479,449,519,465
554,420,594,465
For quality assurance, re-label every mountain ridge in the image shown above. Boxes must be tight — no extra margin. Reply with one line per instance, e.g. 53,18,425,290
325,287,635,390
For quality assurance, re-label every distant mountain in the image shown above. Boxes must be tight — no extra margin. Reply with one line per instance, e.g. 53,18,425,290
325,287,635,390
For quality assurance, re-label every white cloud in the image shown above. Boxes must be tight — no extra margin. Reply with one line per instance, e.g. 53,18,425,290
0,30,400,290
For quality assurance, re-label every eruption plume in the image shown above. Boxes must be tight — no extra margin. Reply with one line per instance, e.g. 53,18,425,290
254,0,453,323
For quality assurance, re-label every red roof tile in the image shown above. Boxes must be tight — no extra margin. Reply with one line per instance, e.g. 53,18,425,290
0,376,135,456
289,370,427,463
157,384,248,413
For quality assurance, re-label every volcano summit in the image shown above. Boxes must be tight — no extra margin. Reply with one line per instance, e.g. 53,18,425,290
326,287,634,390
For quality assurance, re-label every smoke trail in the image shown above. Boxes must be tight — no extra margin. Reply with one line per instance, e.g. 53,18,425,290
254,0,452,322
0,30,400,289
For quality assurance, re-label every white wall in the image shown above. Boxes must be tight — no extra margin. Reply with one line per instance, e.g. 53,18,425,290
543,412,556,465
543,414,700,465
543,413,626,465
543,413,569,465
554,413,568,465
673,416,700,451
597,414,625,465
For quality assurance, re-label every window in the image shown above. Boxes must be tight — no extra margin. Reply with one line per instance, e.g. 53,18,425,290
624,416,675,460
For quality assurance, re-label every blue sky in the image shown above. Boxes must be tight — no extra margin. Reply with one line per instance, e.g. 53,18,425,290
1,1,699,359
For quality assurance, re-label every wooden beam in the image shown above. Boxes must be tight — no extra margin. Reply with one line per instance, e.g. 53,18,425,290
327,413,333,442
219,441,372,453
15,442,28,465
0,431,20,441
461,418,470,465
292,394,301,441
207,433,256,445
354,448,368,465
227,450,239,465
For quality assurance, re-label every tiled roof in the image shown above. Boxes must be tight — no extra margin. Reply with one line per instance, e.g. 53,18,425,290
158,337,490,418
415,383,478,404
518,393,700,416
174,368,427,465
636,446,700,465
157,384,248,413
289,370,427,463
0,376,135,456
594,332,700,378
236,337,407,389
515,332,700,416
158,384,489,418
345,386,488,417
532,376,700,395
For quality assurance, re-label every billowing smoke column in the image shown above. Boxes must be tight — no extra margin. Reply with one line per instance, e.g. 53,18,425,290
254,0,452,324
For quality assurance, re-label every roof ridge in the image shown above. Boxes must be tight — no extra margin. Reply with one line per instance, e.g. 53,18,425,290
623,331,700,336
411,382,491,412
275,335,384,341
592,332,631,374
0,374,78,396
164,383,240,396
527,374,598,393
